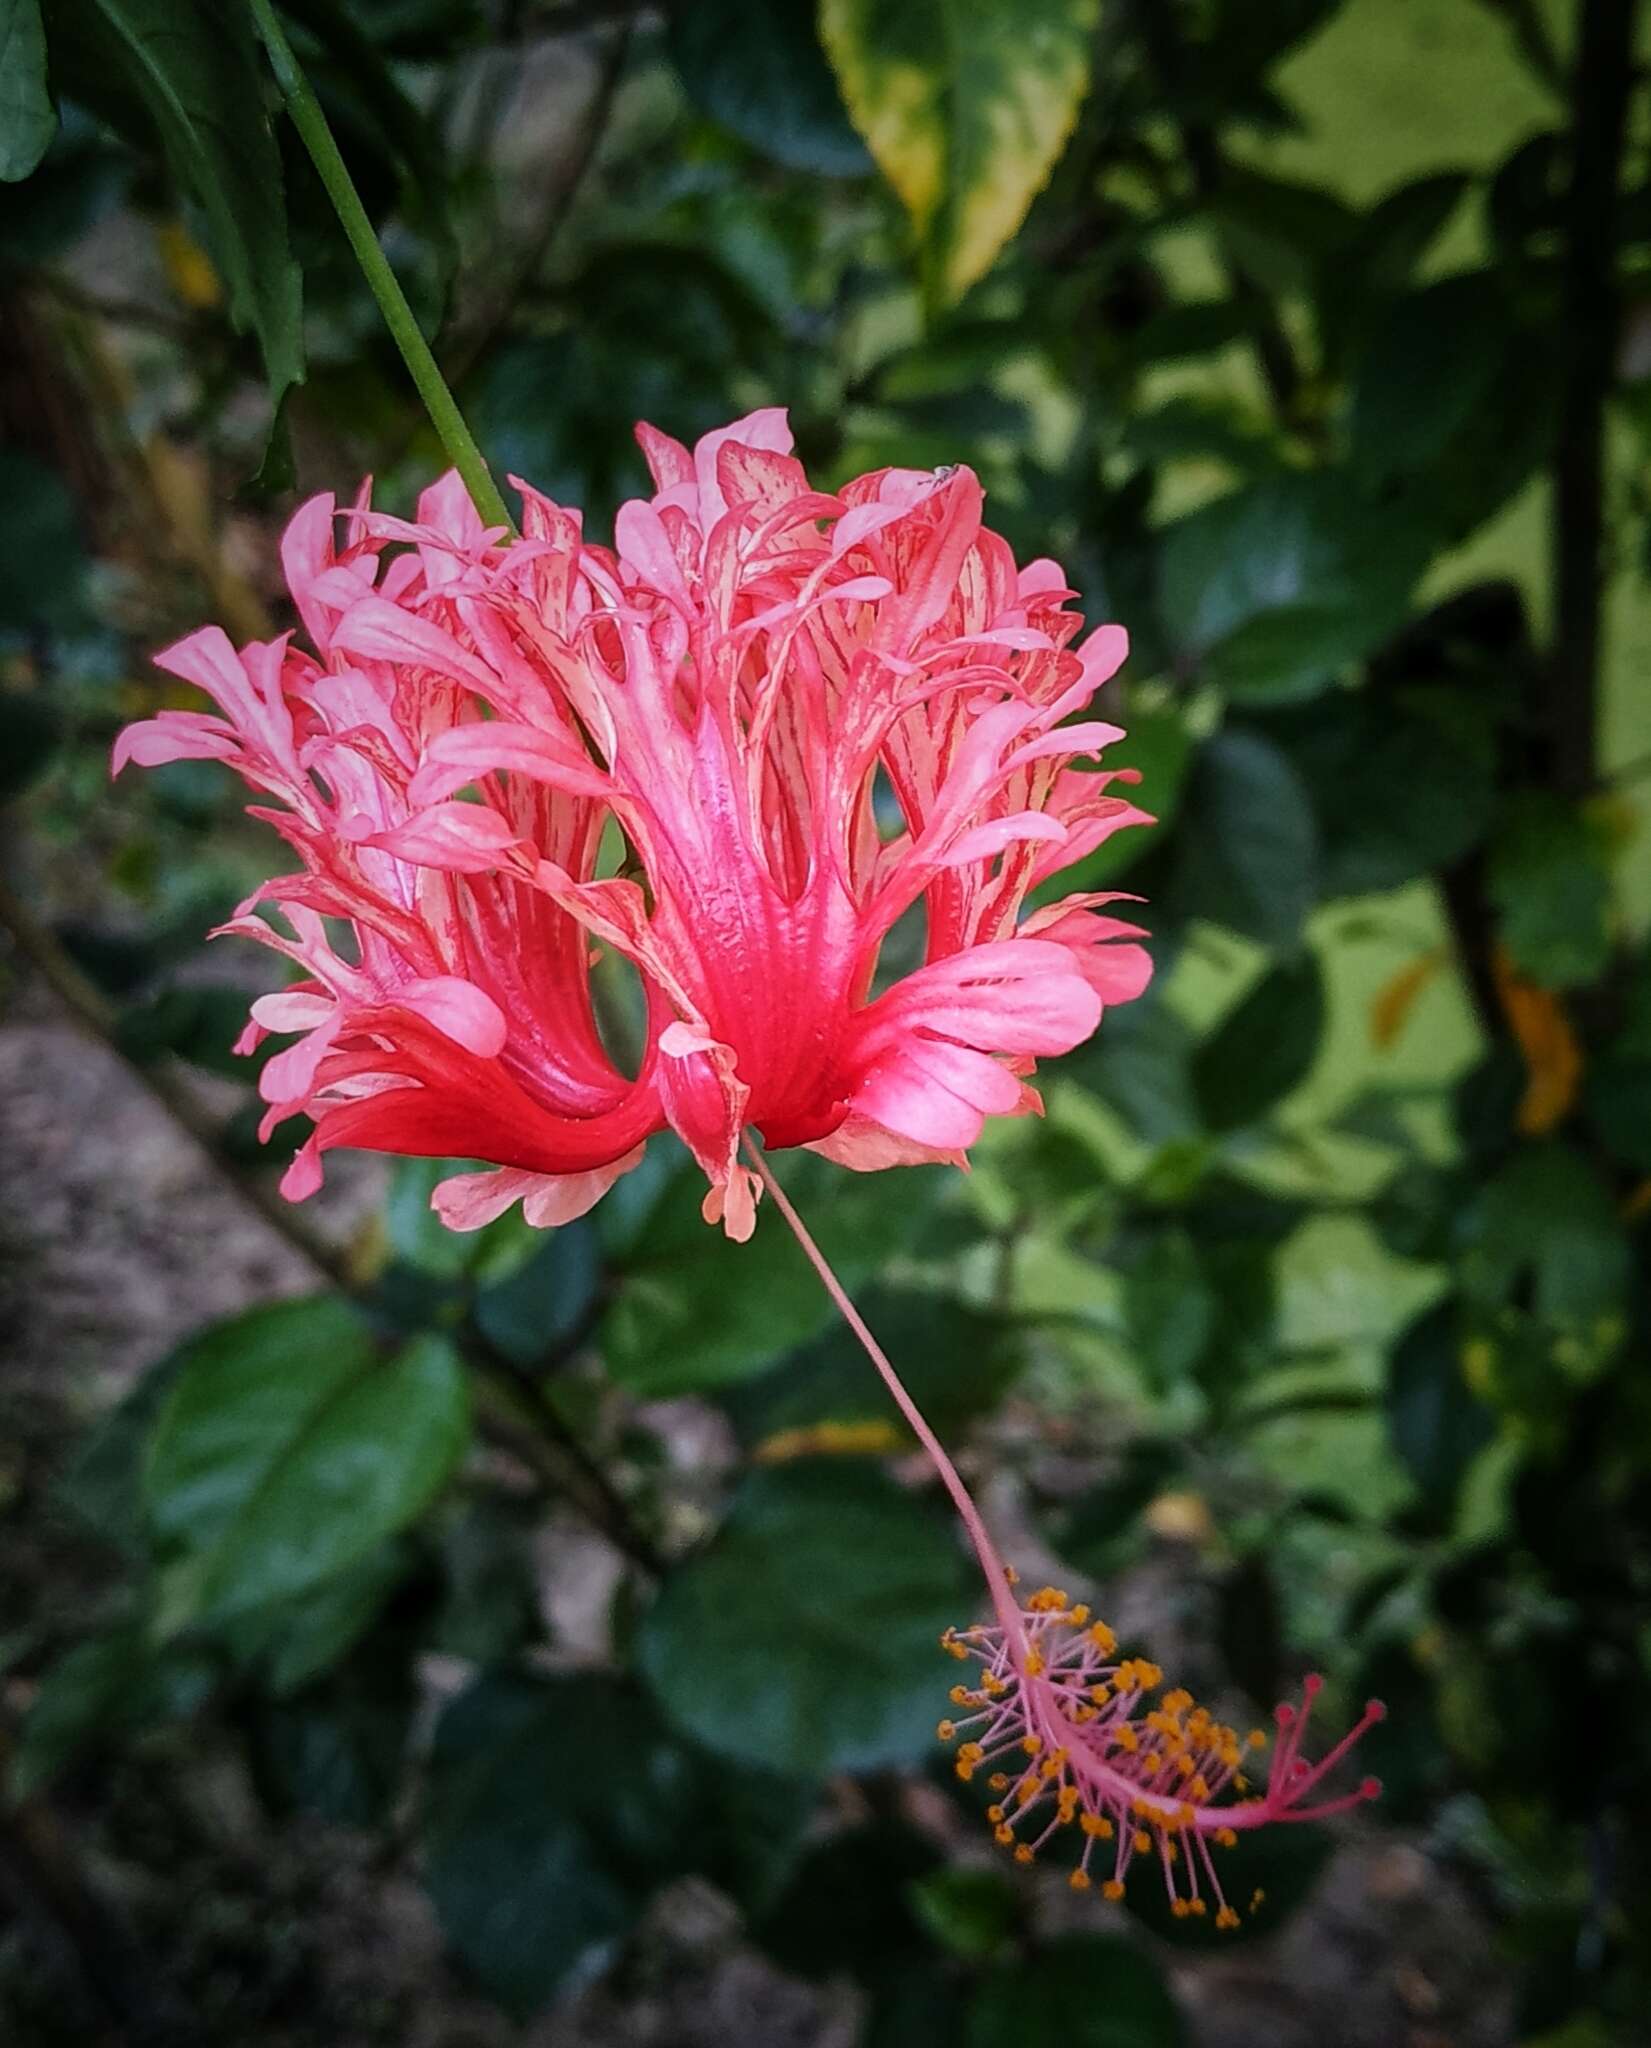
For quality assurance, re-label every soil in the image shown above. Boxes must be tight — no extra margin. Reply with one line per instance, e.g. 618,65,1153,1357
0,961,1516,2048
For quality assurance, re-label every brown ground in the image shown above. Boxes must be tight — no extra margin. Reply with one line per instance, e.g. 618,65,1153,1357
0,963,1515,2048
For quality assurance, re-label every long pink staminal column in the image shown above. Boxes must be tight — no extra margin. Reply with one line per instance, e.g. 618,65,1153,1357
112,409,1154,1236
750,1138,1385,1926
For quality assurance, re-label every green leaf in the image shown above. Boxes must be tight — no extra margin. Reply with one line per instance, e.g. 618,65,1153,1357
9,1627,214,1798
1158,471,1428,699
47,0,302,401
601,1154,926,1396
1487,794,1614,990
1348,170,1471,292
423,1675,641,2014
424,1671,812,2013
224,1541,411,1695
968,1933,1185,2048
473,1218,603,1367
1068,992,1201,1147
1585,1056,1651,1174
115,982,261,1080
1192,952,1327,1132
143,1298,470,1624
0,697,62,803
638,1462,973,1776
0,0,55,181
1121,1230,1214,1388
1165,729,1319,946
821,0,1100,303
669,0,871,176
248,1634,416,1825
0,449,86,632
1278,686,1497,897
909,1866,1021,1963
719,1289,1022,1450
55,1347,187,1555
1460,1146,1628,1337
1350,274,1511,484
1386,1304,1495,1510
754,1817,942,1979
1206,165,1356,298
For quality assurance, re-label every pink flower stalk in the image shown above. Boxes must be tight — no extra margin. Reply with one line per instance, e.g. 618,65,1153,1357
113,408,1153,1238
754,1156,1385,1927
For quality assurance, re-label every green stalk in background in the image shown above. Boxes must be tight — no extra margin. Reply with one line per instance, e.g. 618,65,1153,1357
248,0,514,534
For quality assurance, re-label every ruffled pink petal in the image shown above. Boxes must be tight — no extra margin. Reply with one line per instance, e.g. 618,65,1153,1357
112,712,240,773
805,1115,965,1173
361,803,529,873
432,1144,647,1232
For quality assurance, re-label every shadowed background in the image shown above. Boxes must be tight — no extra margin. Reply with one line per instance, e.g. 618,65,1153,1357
2,2,1649,2044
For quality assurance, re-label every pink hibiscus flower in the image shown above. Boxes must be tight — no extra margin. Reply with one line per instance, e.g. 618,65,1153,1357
114,408,1152,1238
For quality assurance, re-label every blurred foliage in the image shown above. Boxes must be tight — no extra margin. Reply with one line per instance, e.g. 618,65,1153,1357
5,1,1651,2043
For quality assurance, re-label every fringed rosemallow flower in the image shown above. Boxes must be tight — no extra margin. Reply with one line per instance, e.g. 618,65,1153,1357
114,408,1153,1238
115,407,1380,1915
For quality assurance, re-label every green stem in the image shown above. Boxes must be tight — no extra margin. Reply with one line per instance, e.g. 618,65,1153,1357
248,0,514,533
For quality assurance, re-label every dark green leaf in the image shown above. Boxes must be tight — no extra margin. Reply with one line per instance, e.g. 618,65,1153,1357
909,1865,1021,1962
638,1461,973,1775
55,1347,187,1554
1121,1229,1215,1387
1132,297,1255,364
1068,991,1202,1146
143,1298,470,1623
426,1500,542,1664
1386,1304,1495,1509
225,1541,411,1695
0,449,86,632
1192,952,1327,1132
1460,1146,1628,1338
9,1627,214,1797
1158,471,1428,698
1585,1056,1651,1174
47,0,302,401
602,1155,927,1396
473,1218,603,1367
969,1933,1185,2047
1165,729,1319,946
720,1289,1021,1449
424,1674,642,2014
1279,686,1497,896
1350,274,1512,484
754,1817,941,1980
669,0,871,176
248,1637,416,1825
0,696,61,802
866,1965,969,2048
115,982,260,1079
1347,171,1471,295
1487,794,1613,989
0,0,55,181
425,1671,810,2012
